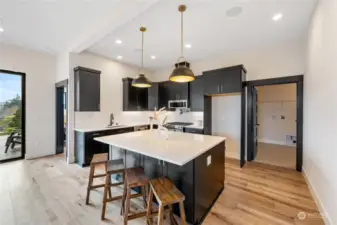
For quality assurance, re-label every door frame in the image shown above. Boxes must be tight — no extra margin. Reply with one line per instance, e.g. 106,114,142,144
0,69,26,163
55,79,68,157
245,75,304,172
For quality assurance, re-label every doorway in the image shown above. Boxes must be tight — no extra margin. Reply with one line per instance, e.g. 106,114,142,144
246,75,303,172
55,80,68,157
0,70,26,163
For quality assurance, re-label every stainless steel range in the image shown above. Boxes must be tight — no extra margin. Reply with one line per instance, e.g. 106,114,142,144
164,122,193,132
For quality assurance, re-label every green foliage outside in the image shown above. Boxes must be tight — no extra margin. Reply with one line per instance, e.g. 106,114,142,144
0,95,22,135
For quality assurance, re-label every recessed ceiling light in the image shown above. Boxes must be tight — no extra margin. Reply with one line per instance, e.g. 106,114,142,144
272,13,283,21
0,27,3,32
117,55,123,60
151,55,156,59
115,39,122,44
185,44,192,48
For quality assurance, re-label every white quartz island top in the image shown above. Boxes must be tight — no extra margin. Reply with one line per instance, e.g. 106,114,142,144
94,130,226,166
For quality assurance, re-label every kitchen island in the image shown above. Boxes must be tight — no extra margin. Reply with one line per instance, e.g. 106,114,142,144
95,130,226,225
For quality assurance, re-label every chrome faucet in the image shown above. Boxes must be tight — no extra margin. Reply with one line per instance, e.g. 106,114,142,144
109,113,114,126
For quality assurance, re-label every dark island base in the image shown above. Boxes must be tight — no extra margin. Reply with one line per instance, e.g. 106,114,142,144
110,141,225,224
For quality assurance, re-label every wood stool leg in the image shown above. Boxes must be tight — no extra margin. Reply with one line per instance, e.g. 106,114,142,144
101,173,110,220
141,185,147,209
168,205,178,225
124,186,131,225
179,202,187,225
104,163,112,199
120,174,127,216
157,205,165,225
85,164,95,205
146,188,154,225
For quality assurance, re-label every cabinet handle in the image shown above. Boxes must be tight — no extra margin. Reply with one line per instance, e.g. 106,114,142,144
221,85,223,92
92,133,100,137
217,86,220,93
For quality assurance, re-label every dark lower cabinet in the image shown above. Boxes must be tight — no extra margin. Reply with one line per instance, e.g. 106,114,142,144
75,127,134,167
184,127,204,134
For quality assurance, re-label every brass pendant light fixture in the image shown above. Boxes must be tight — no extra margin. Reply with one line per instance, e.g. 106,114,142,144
169,5,195,83
132,27,152,88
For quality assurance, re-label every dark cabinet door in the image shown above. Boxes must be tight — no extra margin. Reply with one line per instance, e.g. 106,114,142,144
148,83,159,110
190,76,204,111
74,67,101,111
166,82,189,100
158,82,168,109
123,78,148,111
203,71,221,95
220,68,242,94
184,127,204,134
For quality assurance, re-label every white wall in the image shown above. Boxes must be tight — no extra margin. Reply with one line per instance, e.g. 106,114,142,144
303,0,337,224
152,41,306,81
257,84,296,146
0,43,56,159
212,94,241,159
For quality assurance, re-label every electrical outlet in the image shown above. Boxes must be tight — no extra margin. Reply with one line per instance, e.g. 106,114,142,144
207,155,212,166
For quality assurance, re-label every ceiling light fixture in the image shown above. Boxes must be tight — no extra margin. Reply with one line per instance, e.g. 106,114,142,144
132,27,152,88
0,27,3,32
169,5,195,83
116,39,122,44
273,13,283,21
151,55,156,59
185,44,192,48
117,55,123,60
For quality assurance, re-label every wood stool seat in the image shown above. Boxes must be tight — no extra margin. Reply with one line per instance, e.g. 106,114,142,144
122,167,149,225
125,167,149,187
147,177,187,225
91,153,108,164
85,153,110,205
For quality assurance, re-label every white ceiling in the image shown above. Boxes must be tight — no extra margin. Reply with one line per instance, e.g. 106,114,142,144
0,0,160,53
87,0,317,70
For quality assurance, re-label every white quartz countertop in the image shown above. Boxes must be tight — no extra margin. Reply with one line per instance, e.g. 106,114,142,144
94,130,226,166
74,123,150,132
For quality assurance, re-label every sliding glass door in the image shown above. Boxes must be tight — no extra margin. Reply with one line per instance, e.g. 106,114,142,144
0,70,25,162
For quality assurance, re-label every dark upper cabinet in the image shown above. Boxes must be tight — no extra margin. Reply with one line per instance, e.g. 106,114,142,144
158,81,168,109
123,78,148,111
74,66,101,111
203,65,246,95
166,82,189,100
148,83,159,111
158,81,189,110
190,76,204,111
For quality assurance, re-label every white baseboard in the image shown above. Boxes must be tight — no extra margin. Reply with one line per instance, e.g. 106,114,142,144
302,168,332,225
258,139,296,147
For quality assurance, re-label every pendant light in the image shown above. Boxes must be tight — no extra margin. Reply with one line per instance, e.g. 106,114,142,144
132,27,152,88
169,5,195,83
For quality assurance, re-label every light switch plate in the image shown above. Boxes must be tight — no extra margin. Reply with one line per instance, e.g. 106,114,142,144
207,155,212,166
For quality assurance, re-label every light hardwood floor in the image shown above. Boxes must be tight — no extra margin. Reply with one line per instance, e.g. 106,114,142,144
0,155,324,225
255,142,296,169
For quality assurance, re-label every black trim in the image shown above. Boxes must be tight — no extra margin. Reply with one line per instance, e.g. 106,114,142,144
73,66,101,74
0,69,26,163
240,85,246,167
245,75,304,172
55,80,68,156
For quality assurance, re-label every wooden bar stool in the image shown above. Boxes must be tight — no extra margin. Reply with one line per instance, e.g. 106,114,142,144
101,158,126,220
146,177,187,225
85,153,111,205
122,167,149,225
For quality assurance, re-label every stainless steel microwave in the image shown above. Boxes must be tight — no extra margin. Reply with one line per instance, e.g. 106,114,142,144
168,100,188,109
